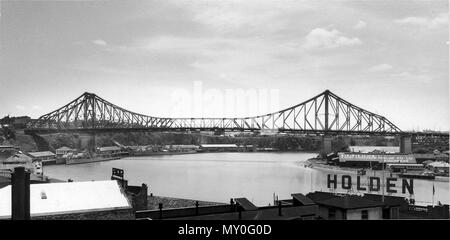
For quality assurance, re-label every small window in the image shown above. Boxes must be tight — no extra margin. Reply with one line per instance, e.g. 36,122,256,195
361,210,369,220
328,208,336,220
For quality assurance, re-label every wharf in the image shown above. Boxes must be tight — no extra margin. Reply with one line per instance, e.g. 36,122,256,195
131,151,198,157
305,159,449,182
65,156,121,165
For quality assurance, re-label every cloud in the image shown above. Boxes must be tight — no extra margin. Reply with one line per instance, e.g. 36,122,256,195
92,39,107,46
303,28,362,50
368,64,393,72
394,13,448,29
353,20,367,29
392,72,432,83
172,0,317,35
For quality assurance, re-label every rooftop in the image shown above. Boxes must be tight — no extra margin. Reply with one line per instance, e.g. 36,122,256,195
99,146,121,152
234,198,258,211
429,162,449,168
315,195,385,210
28,151,56,158
3,153,33,163
306,191,339,202
291,193,315,206
200,144,238,148
172,205,318,220
56,146,73,151
0,145,17,149
349,146,399,153
0,180,131,219
363,194,407,207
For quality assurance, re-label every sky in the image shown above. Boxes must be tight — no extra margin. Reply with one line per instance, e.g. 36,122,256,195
0,0,448,131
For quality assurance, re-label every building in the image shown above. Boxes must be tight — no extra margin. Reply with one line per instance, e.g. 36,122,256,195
0,116,31,129
435,153,449,162
98,146,122,157
338,152,416,169
362,194,407,219
427,162,449,176
136,195,319,220
0,145,20,160
199,144,239,152
0,145,19,151
28,151,56,161
309,193,385,220
0,153,34,173
349,146,399,153
164,145,199,152
0,180,134,220
414,153,438,164
55,146,75,158
386,163,424,173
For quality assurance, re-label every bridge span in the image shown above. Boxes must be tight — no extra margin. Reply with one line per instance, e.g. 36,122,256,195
24,90,448,154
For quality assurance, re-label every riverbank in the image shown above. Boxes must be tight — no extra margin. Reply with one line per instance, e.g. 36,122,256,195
65,156,121,165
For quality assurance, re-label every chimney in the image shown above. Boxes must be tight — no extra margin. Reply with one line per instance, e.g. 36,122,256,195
278,201,282,216
11,167,30,220
158,203,163,219
195,201,199,215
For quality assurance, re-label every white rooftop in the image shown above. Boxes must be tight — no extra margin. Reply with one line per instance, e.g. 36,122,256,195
0,180,131,219
28,151,56,158
200,144,238,148
99,146,121,151
349,146,400,153
429,162,450,168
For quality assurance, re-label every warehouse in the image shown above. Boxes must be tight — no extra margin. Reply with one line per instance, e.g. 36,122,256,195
338,153,416,169
199,144,239,152
28,151,56,162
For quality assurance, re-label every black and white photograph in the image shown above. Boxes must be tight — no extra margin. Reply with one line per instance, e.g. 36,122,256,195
0,0,449,227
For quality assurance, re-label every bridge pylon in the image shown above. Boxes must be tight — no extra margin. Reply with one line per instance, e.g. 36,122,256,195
321,135,333,155
89,132,97,155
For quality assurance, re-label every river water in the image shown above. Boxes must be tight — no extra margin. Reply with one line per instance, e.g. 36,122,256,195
44,152,449,206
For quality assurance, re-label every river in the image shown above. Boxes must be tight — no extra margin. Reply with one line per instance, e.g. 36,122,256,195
44,152,450,206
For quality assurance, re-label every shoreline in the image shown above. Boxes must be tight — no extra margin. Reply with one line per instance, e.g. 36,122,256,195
305,158,449,182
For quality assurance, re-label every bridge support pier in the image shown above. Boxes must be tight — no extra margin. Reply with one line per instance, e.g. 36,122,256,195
400,136,412,154
89,133,97,154
30,134,52,152
79,133,97,154
321,135,333,155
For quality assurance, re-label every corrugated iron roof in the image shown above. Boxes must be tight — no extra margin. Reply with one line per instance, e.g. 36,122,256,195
0,180,131,219
234,198,258,211
28,151,56,158
56,146,73,151
99,146,121,152
291,193,315,206
315,195,385,210
200,144,238,148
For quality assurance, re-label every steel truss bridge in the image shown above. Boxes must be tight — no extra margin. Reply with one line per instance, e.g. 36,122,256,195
25,90,413,136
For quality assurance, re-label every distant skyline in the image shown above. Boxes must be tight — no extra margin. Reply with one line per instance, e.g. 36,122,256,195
0,0,448,131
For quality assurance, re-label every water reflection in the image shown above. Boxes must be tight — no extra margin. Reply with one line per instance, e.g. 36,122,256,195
44,152,449,206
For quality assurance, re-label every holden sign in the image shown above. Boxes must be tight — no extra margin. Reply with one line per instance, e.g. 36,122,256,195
327,174,414,194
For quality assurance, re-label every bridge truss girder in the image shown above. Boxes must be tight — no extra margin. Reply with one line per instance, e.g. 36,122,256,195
27,90,402,135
